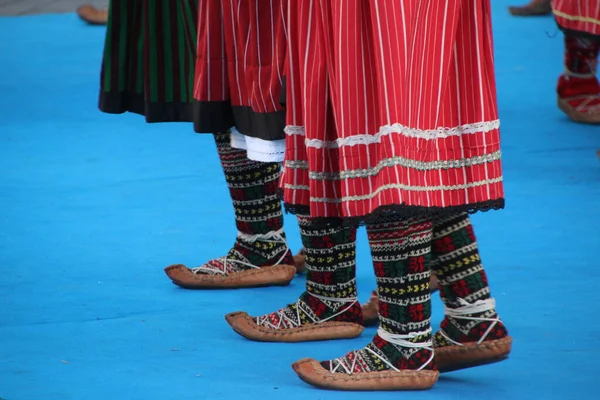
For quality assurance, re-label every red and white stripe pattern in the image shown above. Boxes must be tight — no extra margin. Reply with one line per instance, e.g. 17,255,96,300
281,0,504,220
553,0,600,38
194,0,287,114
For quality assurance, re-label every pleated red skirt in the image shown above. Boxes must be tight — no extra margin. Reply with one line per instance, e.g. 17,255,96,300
193,0,287,141
281,0,505,222
553,0,600,38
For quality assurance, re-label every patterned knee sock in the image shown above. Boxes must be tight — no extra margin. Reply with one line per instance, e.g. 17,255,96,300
558,34,600,97
564,35,599,78
194,132,294,275
431,213,508,347
253,213,362,329
322,216,435,373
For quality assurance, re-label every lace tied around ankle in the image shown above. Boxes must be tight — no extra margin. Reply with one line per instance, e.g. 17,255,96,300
328,328,434,374
440,298,500,346
255,292,358,329
191,228,289,275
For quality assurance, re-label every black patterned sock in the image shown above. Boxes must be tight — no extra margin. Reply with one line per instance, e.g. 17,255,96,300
431,213,508,347
253,213,363,329
194,132,294,275
322,216,436,373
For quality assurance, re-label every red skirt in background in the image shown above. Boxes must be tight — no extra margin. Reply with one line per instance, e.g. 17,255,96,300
553,0,600,38
281,0,504,222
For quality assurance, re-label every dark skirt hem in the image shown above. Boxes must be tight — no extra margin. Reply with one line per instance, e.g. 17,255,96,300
556,24,600,40
280,194,505,228
193,101,285,140
99,92,193,123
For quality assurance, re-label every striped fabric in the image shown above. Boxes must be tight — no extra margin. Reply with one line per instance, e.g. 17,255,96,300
192,0,287,140
553,0,600,38
281,0,504,222
99,0,198,123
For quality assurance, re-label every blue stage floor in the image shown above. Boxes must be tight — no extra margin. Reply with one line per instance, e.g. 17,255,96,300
1,1,599,399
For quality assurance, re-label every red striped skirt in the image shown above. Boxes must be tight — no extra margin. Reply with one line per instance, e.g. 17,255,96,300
193,0,287,141
281,0,504,222
553,0,600,38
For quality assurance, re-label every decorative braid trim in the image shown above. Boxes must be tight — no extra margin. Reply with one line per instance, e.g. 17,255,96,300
285,120,500,149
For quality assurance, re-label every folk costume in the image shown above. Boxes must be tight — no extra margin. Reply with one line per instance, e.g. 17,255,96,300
99,0,298,289
553,0,600,123
226,0,511,391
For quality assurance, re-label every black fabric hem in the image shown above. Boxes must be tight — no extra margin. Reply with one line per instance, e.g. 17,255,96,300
193,101,285,140
556,24,600,41
192,100,234,134
99,92,193,123
279,193,505,228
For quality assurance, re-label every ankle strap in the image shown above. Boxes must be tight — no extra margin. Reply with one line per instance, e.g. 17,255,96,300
368,328,434,372
237,228,285,243
441,298,500,346
194,229,289,275
445,298,496,317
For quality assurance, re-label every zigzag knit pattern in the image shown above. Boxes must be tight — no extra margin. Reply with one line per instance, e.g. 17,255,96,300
254,214,362,329
322,216,436,374
431,213,508,347
194,132,293,275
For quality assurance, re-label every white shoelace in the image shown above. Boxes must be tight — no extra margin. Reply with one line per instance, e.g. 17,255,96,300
439,298,500,346
572,95,600,113
563,68,600,113
329,328,434,374
256,292,358,329
191,229,289,275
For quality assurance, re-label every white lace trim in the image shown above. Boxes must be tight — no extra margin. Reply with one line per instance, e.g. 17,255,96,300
230,127,286,163
284,125,305,136
302,176,503,204
285,120,500,149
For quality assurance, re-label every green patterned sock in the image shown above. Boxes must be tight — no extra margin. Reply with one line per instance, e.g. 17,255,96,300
193,132,294,275
321,216,436,373
253,213,363,329
431,213,508,347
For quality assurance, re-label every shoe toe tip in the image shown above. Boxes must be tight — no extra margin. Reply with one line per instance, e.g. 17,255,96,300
292,358,319,375
225,311,250,326
164,264,189,278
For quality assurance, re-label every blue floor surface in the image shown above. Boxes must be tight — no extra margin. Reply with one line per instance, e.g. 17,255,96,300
0,1,599,399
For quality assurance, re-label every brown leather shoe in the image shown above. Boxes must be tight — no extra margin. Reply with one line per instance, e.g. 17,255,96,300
508,0,552,16
76,5,108,25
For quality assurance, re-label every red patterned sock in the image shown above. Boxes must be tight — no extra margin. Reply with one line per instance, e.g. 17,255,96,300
558,34,600,98
252,214,362,330
193,132,294,276
431,213,508,348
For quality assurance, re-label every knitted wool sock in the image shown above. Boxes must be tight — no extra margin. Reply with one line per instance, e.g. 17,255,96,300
431,213,508,348
254,213,362,329
193,132,294,275
564,35,599,77
557,35,600,104
322,216,435,374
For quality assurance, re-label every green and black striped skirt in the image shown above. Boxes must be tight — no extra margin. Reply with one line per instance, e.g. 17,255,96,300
99,0,198,123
